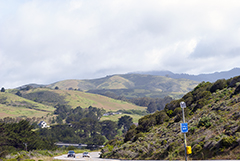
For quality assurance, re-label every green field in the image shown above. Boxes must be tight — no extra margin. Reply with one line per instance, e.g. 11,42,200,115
0,88,146,121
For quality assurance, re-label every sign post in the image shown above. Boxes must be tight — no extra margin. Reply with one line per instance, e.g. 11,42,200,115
180,101,188,161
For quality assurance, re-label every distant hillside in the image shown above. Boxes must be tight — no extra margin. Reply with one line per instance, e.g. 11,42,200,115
0,91,55,118
0,88,147,122
134,67,240,82
101,75,240,160
5,88,145,113
17,68,239,100
47,74,199,99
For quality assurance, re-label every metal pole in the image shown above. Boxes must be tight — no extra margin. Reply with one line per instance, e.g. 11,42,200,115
182,107,187,161
24,143,27,151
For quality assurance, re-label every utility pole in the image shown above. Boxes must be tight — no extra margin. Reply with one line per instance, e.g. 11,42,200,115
180,101,188,161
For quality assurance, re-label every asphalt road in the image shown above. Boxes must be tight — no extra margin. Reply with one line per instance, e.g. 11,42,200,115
53,151,121,161
54,152,240,161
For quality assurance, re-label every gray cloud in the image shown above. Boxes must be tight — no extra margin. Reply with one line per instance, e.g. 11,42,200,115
1,0,240,88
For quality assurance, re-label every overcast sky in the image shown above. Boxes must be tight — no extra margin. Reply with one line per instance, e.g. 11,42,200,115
1,0,240,88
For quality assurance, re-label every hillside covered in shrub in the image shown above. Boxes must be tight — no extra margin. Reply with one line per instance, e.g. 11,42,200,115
101,75,240,160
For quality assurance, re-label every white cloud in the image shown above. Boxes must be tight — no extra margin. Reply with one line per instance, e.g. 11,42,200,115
1,0,240,88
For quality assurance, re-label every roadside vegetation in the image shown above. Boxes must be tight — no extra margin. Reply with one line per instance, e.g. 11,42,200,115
2,148,89,161
101,76,240,160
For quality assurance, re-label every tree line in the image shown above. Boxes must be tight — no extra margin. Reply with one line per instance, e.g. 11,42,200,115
0,105,134,157
0,120,55,157
45,105,133,144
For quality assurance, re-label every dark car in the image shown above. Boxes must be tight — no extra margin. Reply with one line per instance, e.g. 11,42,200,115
67,150,75,158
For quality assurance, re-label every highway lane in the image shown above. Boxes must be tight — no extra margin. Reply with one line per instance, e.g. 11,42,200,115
54,152,240,161
53,151,121,161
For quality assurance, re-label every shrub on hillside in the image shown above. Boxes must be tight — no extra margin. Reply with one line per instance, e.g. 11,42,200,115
22,90,67,105
124,124,137,142
182,92,194,107
137,115,156,132
228,76,240,87
153,111,169,124
171,107,182,117
210,79,228,93
220,136,237,148
164,99,184,118
233,84,240,95
198,116,212,128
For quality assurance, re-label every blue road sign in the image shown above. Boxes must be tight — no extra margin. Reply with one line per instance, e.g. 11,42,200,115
180,123,188,133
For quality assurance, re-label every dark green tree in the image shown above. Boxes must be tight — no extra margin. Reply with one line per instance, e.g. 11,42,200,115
124,124,137,142
16,91,22,96
137,114,156,132
118,115,133,133
100,120,117,140
234,84,240,95
210,79,227,93
147,102,157,113
3,120,43,150
153,110,169,125
1,87,5,92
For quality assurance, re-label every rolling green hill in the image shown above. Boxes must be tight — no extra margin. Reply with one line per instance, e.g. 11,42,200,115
101,75,240,160
0,91,55,118
0,88,146,119
1,74,197,122
47,74,199,99
20,88,146,111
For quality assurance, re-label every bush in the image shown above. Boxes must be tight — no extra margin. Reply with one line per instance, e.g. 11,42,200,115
233,85,240,95
228,76,240,87
189,126,197,134
210,79,227,93
220,136,237,148
198,116,212,128
124,128,137,142
153,111,169,124
172,107,182,117
37,150,53,157
193,144,202,154
106,144,114,152
133,133,144,142
174,114,181,122
137,114,156,132
165,99,183,113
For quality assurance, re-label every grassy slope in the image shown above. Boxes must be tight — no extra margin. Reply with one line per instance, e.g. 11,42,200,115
0,92,55,118
101,79,240,160
53,89,146,111
1,88,146,120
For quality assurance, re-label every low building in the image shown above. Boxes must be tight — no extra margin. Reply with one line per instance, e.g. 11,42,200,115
38,121,50,128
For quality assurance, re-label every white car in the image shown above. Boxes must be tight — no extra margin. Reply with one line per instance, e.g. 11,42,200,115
82,152,90,157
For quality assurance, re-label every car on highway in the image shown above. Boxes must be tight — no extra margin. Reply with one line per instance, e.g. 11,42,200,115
67,150,75,158
82,152,90,157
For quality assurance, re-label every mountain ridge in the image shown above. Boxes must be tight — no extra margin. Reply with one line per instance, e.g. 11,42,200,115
15,68,240,100
46,74,198,99
132,67,240,82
